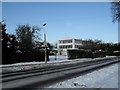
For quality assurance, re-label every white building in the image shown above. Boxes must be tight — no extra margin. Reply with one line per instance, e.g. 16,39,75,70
57,38,83,55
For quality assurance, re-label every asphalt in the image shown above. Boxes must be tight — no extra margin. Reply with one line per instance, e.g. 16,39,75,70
2,57,119,89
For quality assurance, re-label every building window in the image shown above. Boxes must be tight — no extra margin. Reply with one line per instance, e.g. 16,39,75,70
75,39,81,43
75,45,77,48
68,40,70,43
75,45,80,48
59,45,61,48
59,45,73,49
59,40,61,43
60,40,73,44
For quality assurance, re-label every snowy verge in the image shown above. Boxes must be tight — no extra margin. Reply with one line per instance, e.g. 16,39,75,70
47,62,119,88
1,56,118,73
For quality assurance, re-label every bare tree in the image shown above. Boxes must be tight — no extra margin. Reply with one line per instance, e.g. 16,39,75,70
16,25,41,52
111,1,120,22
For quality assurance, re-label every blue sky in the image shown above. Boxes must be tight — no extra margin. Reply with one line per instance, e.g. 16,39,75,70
2,2,118,44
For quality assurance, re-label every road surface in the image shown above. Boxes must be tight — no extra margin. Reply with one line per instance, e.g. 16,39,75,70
1,57,119,89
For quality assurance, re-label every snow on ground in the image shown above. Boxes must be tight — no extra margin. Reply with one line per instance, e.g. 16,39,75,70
1,55,119,88
1,55,117,67
1,55,117,73
1,55,69,67
49,55,68,61
46,62,119,88
1,55,91,73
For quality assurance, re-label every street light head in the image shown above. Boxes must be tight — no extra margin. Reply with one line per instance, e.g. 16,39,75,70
43,23,46,26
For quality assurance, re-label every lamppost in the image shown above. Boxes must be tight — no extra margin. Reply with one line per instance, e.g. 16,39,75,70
43,23,47,64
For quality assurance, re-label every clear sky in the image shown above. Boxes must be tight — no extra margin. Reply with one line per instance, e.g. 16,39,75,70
2,2,118,44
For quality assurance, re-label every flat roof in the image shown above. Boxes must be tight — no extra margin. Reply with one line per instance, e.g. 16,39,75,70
58,38,82,40
59,38,73,40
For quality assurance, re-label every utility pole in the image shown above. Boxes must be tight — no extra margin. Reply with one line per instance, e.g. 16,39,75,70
43,24,47,64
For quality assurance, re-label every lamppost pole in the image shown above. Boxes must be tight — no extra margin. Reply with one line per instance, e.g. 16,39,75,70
43,24,47,64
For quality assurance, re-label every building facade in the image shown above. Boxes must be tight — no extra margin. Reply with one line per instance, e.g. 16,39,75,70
57,38,82,55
